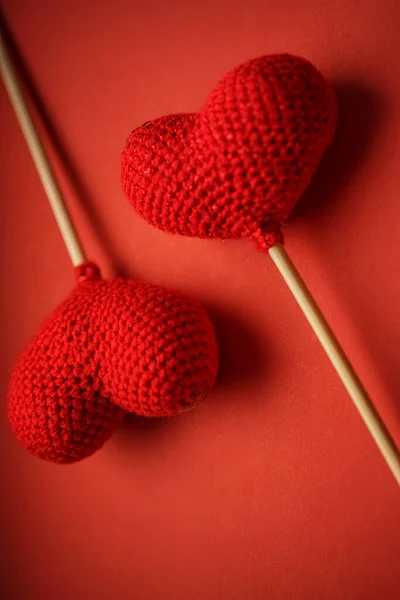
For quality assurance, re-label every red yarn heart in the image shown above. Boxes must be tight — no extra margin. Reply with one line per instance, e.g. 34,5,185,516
8,263,218,463
121,54,337,250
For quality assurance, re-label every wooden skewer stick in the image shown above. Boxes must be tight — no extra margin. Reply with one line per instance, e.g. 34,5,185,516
0,29,85,266
269,244,400,485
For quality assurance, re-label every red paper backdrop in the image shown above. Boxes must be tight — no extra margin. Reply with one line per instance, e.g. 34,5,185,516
1,1,399,599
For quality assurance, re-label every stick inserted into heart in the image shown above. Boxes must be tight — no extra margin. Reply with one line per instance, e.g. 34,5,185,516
121,54,400,484
1,29,218,463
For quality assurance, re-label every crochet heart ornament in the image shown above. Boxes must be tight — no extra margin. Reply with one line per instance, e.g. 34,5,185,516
121,54,337,250
8,263,218,463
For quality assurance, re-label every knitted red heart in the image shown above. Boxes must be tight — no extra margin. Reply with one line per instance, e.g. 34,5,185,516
8,263,218,463
121,54,337,250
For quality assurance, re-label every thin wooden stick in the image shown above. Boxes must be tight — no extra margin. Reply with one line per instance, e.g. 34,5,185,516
0,29,85,266
269,243,400,485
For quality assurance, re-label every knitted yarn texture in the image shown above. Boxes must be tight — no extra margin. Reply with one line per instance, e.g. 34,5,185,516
121,54,337,250
8,263,218,463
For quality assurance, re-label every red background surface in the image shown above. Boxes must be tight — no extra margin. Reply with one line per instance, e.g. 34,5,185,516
1,1,399,599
